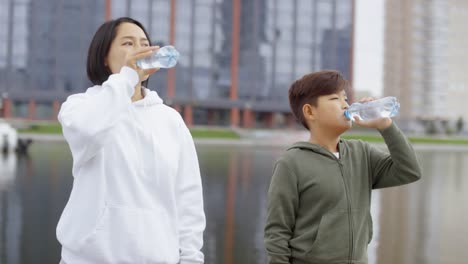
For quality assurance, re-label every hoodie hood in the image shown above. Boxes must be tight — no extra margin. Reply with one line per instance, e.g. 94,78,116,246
133,88,164,107
287,140,347,159
128,87,164,187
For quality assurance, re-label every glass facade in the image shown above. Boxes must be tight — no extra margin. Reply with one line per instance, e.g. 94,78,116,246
0,0,353,115
383,0,468,132
0,0,104,100
0,0,30,95
27,0,105,95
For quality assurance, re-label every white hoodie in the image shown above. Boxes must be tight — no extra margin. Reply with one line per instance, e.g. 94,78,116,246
56,67,206,264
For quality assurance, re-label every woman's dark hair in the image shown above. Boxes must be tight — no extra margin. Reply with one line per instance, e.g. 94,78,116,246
87,17,152,87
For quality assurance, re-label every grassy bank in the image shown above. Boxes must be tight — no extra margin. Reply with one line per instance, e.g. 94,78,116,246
19,123,63,134
17,123,468,144
342,134,468,145
18,123,240,139
189,129,240,139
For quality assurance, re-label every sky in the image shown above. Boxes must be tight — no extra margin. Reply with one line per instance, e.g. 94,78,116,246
353,0,385,97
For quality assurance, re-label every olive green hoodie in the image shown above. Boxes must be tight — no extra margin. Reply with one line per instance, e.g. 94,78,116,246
264,123,422,264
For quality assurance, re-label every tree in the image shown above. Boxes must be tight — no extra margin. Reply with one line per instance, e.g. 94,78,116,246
425,120,438,135
456,117,464,134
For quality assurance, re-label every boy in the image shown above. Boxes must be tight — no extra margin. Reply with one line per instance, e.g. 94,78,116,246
264,70,422,263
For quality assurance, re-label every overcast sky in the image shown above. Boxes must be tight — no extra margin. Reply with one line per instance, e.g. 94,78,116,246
353,0,385,96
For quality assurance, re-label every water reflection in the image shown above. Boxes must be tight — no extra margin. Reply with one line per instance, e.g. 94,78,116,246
373,150,468,264
0,153,16,188
1,143,468,263
201,146,278,263
9,145,73,264
0,153,21,264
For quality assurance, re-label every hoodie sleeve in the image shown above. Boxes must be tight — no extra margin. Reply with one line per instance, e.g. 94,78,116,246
58,67,139,169
176,121,206,264
369,122,422,189
264,158,298,264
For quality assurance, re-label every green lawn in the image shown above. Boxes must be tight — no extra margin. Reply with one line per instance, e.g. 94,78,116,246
189,129,240,139
18,123,63,134
17,123,468,143
18,123,240,139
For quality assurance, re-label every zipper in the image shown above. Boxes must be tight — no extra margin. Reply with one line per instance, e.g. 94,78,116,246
338,161,354,263
320,142,355,262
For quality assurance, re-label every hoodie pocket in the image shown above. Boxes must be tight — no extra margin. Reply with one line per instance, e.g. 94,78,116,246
78,204,179,263
306,211,350,261
78,205,139,263
139,208,180,263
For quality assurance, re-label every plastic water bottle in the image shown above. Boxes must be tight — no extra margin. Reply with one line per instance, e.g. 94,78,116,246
344,96,400,121
136,45,180,69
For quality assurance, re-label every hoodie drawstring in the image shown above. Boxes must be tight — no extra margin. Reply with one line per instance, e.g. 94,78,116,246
151,133,160,186
128,87,163,184
129,106,145,176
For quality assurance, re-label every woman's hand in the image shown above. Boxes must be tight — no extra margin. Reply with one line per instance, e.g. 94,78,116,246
352,97,393,131
125,46,160,82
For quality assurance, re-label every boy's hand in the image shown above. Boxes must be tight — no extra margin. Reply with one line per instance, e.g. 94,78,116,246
352,97,393,131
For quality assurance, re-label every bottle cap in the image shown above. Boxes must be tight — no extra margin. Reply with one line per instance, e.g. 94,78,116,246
344,110,352,120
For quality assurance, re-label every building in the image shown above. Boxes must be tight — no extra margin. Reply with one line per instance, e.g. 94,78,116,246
446,0,468,133
0,0,104,119
0,0,355,127
27,0,105,95
384,0,468,133
0,0,30,95
110,0,355,127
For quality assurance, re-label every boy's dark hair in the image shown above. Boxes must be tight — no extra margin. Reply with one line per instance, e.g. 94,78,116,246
288,70,350,129
87,17,152,87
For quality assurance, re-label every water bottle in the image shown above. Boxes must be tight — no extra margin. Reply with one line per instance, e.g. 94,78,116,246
136,45,180,69
344,96,400,121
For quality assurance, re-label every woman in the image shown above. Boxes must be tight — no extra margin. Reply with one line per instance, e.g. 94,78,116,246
56,17,206,264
